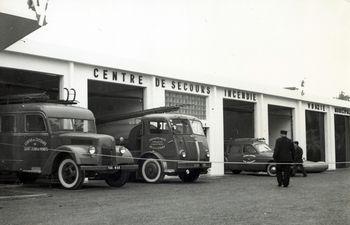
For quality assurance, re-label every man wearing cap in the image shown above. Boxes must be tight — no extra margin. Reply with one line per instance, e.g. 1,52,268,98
291,141,307,177
273,130,295,187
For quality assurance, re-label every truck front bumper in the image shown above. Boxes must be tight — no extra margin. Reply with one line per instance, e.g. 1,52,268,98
80,164,138,172
177,162,211,171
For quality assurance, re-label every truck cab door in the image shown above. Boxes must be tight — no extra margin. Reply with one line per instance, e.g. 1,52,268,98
143,119,175,159
21,114,51,173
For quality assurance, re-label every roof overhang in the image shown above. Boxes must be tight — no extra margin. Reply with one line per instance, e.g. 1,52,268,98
0,12,40,51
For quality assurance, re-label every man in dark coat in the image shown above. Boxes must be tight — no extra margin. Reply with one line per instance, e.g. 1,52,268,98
273,130,295,187
291,141,307,177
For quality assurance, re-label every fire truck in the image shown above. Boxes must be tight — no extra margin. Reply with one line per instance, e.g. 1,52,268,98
0,92,138,189
97,107,211,183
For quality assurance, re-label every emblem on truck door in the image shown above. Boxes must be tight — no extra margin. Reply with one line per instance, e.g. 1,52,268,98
149,137,166,150
24,138,48,151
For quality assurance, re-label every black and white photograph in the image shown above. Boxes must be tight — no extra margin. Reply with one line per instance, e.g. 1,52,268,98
0,0,350,224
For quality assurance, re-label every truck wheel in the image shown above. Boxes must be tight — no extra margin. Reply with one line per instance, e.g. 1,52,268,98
18,173,38,184
105,170,129,187
178,169,200,183
231,170,242,174
58,158,85,190
267,163,277,177
141,158,164,183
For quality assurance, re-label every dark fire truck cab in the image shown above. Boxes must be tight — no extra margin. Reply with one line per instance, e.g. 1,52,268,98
0,93,138,189
100,111,211,183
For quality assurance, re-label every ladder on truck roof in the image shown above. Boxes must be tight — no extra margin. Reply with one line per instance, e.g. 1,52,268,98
96,105,184,124
0,88,78,105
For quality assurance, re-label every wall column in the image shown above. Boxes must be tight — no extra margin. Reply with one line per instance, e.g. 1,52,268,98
254,94,269,143
59,62,72,100
143,76,165,109
64,62,88,108
325,107,336,170
295,101,307,158
207,87,224,175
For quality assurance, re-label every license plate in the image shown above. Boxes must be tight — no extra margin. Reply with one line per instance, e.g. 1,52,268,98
107,165,121,170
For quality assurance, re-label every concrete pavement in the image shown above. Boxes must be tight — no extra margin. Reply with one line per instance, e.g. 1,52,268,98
1,169,349,225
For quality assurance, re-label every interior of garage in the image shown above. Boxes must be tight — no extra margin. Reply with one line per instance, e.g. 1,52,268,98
88,80,144,140
0,67,59,99
268,105,293,149
223,99,254,149
306,111,325,162
335,115,350,168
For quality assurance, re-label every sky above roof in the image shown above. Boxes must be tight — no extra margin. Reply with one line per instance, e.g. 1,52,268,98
5,0,350,99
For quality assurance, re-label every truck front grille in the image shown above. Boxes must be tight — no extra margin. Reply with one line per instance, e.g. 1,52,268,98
184,141,199,161
101,147,114,165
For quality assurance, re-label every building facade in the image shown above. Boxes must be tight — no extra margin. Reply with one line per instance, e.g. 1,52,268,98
1,50,350,175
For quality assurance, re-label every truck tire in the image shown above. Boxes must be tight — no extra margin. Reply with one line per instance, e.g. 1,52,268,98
178,169,200,183
140,158,164,183
58,158,85,190
105,170,129,187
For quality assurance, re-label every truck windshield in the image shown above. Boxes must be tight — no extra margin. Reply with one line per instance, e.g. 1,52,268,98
190,120,205,136
171,119,205,135
253,143,272,153
171,119,192,134
48,118,96,133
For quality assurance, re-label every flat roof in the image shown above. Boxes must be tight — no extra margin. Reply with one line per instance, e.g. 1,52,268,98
2,46,350,109
0,103,95,120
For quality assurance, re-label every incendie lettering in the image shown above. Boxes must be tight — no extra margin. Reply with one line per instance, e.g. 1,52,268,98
224,89,257,102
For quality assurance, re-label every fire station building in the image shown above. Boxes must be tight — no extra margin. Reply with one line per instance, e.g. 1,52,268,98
1,48,350,175
1,3,350,176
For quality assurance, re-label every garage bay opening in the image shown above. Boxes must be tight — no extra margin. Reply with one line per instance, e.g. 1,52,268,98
0,67,59,99
305,111,325,162
335,115,350,168
268,105,293,149
88,80,144,139
223,99,255,149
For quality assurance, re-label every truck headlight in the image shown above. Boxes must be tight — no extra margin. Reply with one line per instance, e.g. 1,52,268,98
88,146,96,155
119,147,126,154
206,150,210,158
180,150,186,158
116,146,126,154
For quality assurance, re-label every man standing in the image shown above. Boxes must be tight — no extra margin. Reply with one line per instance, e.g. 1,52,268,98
273,130,295,187
291,141,307,177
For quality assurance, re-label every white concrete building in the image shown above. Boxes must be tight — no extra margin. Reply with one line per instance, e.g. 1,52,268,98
1,0,350,175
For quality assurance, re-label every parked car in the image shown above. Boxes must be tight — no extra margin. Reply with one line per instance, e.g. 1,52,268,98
225,138,276,176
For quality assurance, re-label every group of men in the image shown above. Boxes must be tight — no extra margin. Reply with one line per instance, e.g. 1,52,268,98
273,130,307,188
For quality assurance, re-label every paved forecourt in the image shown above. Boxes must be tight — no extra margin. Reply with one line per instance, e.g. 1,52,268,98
1,169,350,225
